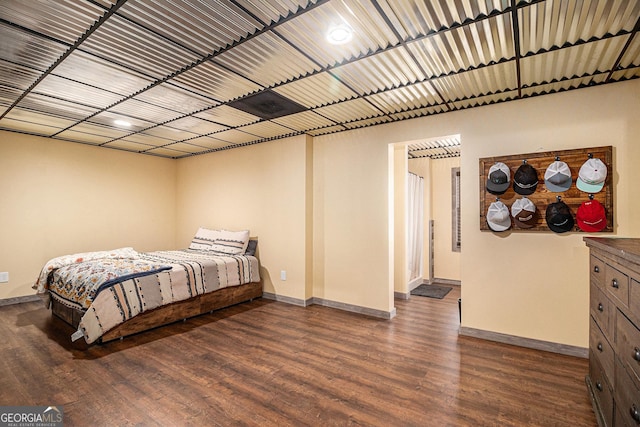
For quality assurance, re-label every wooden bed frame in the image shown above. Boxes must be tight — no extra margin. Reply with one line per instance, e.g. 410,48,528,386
51,281,263,344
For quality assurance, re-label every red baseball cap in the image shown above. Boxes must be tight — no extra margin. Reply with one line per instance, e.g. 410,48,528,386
576,199,606,232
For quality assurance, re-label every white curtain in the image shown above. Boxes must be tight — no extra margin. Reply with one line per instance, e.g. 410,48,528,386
407,172,424,283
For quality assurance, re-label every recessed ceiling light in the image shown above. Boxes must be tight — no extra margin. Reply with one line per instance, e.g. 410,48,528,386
326,23,353,45
114,119,131,127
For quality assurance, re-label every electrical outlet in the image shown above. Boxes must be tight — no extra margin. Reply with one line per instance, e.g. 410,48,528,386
0,272,8,283
280,270,286,281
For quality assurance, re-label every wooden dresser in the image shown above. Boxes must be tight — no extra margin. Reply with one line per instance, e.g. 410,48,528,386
584,237,640,427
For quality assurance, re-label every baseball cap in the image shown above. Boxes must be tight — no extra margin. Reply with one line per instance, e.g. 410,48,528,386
486,200,511,232
511,197,538,229
544,160,572,192
513,163,539,195
576,199,607,232
577,158,607,193
545,200,574,233
486,162,510,195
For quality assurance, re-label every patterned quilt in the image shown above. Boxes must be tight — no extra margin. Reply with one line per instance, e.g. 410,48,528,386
36,248,260,344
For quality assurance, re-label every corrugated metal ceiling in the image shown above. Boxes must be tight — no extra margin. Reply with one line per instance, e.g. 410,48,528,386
0,0,638,159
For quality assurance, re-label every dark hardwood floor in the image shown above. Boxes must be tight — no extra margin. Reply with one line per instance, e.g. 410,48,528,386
0,286,597,426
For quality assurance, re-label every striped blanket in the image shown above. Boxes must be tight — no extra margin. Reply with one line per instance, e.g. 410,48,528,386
41,249,260,344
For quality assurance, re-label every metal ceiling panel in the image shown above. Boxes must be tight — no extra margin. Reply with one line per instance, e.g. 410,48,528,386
389,104,449,120
89,110,156,132
522,75,608,97
274,72,358,108
213,31,322,88
313,98,383,123
451,90,519,110
239,0,320,26
171,61,263,103
171,136,232,151
520,37,628,86
619,34,640,68
108,98,185,124
0,0,108,45
330,48,425,96
0,108,75,136
144,146,193,158
0,23,67,71
406,13,515,79
306,124,347,136
237,121,296,138
53,50,154,95
0,85,24,107
365,81,443,113
343,116,392,129
161,141,211,154
142,125,200,141
55,129,111,145
81,15,203,79
272,110,337,131
377,0,511,39
15,93,99,120
118,0,265,57
275,0,401,67
518,0,640,54
206,129,261,145
63,122,132,140
431,61,517,102
193,105,260,127
35,74,125,109
610,68,640,81
167,116,229,134
116,132,171,146
102,139,156,153
133,83,217,115
0,60,42,91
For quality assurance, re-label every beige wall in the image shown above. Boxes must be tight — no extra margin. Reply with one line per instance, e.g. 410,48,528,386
0,131,176,299
175,135,312,301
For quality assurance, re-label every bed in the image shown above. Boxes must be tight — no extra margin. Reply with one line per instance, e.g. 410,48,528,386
34,228,262,344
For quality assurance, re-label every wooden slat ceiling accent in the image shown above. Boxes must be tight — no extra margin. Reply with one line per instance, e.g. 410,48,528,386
0,0,638,159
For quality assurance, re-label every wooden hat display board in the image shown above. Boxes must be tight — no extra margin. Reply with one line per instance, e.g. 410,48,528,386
479,146,613,232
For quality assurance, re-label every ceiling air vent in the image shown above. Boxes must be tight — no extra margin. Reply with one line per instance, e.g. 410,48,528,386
228,90,306,120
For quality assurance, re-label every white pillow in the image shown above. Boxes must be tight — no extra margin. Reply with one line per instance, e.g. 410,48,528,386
209,229,250,255
189,227,221,250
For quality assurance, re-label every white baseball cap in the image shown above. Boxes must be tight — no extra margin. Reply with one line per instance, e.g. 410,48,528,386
486,200,511,232
577,158,607,193
544,160,572,192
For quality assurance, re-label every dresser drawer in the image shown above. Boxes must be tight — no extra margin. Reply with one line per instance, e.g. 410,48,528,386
591,283,613,339
605,263,630,308
591,254,605,288
616,312,640,390
589,353,614,427
630,277,640,327
590,316,615,387
614,362,640,427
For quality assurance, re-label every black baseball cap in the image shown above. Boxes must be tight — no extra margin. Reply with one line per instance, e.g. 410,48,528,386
545,200,574,233
513,163,539,195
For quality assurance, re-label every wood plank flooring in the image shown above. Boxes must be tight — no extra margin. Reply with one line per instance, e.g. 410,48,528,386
0,287,597,426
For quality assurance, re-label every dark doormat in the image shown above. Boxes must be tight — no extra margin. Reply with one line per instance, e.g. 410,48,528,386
410,284,452,299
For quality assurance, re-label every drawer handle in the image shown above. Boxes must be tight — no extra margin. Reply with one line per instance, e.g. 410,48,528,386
594,265,600,273
631,404,640,423
596,381,603,392
612,279,619,289
598,303,604,312
597,343,603,352
634,347,640,362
